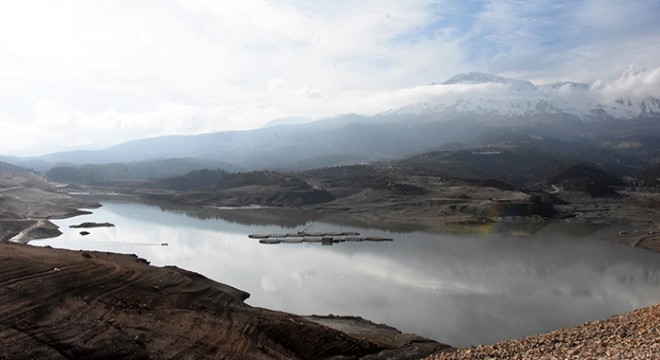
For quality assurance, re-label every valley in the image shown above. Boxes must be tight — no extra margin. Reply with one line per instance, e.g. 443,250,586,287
1,164,658,359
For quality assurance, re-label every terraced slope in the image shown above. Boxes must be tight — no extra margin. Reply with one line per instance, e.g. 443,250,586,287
0,243,448,359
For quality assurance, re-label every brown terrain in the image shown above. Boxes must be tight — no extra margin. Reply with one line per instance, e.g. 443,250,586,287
1,169,659,358
0,243,449,359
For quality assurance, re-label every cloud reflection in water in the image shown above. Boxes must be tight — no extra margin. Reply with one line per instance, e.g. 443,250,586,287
38,201,660,347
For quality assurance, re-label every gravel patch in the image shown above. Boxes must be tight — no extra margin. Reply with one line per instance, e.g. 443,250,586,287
427,303,659,359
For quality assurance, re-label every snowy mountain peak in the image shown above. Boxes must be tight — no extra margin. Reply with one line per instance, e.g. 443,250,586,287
381,71,660,122
443,72,509,84
442,72,536,91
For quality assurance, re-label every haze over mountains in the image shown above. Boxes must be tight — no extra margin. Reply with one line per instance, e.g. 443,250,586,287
3,72,660,181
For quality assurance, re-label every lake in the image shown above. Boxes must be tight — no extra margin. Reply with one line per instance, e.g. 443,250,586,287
34,201,660,347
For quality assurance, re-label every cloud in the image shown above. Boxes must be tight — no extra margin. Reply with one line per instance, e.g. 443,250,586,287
8,103,241,155
592,66,660,103
0,1,658,155
354,82,514,114
458,1,660,82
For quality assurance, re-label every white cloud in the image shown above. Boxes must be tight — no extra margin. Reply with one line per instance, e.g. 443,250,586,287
592,66,660,103
0,1,658,155
9,103,243,155
462,0,660,82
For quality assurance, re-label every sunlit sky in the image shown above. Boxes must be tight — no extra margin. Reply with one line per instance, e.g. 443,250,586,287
1,0,659,155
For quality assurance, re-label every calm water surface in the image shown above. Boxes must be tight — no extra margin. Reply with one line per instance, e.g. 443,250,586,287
35,201,660,346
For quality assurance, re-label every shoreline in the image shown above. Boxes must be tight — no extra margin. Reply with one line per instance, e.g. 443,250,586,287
0,173,100,244
1,207,99,244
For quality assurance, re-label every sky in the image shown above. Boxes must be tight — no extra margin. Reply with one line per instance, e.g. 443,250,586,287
1,0,659,155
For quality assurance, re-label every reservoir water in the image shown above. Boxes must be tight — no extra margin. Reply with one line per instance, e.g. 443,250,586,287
34,201,660,347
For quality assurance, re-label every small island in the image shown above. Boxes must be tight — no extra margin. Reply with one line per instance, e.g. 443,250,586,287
69,222,115,229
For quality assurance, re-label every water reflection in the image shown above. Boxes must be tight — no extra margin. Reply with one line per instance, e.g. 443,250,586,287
147,201,611,237
34,201,660,347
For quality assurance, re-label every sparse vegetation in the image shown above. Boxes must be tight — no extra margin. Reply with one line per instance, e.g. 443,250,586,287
547,162,623,197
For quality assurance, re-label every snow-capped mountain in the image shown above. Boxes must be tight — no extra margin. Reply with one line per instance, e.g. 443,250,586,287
442,71,536,92
383,72,660,123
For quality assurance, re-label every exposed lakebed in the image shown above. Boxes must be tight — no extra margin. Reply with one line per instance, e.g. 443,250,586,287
34,201,660,346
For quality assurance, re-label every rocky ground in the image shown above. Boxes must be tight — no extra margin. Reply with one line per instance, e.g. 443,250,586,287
425,304,659,359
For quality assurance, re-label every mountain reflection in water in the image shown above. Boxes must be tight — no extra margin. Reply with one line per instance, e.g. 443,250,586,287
35,201,660,347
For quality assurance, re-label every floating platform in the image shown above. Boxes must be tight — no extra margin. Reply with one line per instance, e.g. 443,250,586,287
248,231,360,239
258,236,393,245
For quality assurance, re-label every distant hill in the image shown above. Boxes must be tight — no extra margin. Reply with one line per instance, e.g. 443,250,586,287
145,169,335,207
398,146,563,187
0,161,34,177
44,158,240,184
393,144,632,198
468,130,649,176
635,165,660,187
260,116,313,128
298,164,391,189
154,169,311,191
546,162,623,197
30,116,660,176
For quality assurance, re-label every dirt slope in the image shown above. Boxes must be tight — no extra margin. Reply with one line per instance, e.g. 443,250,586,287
0,243,448,359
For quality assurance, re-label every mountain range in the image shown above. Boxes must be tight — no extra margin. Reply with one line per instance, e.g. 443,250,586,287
2,72,659,180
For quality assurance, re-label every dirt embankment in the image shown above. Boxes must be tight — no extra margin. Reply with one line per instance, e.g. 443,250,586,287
0,174,99,243
0,243,448,360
